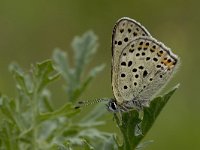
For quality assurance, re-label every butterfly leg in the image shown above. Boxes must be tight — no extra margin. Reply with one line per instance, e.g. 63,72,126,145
135,121,144,136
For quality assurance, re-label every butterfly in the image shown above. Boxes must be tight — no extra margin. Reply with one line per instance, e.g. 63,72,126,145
107,17,179,112
75,17,179,114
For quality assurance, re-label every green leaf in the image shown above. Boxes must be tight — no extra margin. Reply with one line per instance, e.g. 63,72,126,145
0,121,20,150
77,129,112,147
82,139,95,150
9,63,33,94
102,136,118,150
79,104,107,127
70,64,105,103
53,48,73,84
53,48,77,101
53,31,104,102
37,103,80,123
0,96,25,132
115,84,180,149
0,31,113,150
40,89,54,112
136,140,154,150
72,31,98,81
0,96,15,122
35,60,60,92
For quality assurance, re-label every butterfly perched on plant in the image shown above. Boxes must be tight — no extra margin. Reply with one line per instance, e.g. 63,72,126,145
76,17,179,113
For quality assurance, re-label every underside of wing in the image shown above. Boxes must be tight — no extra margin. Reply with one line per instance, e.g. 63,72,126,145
117,37,179,105
112,18,152,103
112,17,151,57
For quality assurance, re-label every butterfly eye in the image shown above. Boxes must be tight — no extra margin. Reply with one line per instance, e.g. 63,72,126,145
107,100,119,112
111,102,117,109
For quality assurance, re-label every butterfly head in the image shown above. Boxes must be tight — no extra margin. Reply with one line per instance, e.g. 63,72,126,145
107,99,120,112
107,97,145,113
106,99,123,113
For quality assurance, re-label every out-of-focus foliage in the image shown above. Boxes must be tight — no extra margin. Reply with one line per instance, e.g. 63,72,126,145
53,31,105,102
0,32,111,150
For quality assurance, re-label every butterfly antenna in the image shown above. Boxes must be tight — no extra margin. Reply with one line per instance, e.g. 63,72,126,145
74,98,110,109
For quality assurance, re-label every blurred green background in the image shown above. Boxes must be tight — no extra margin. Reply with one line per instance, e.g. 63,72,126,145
0,0,199,149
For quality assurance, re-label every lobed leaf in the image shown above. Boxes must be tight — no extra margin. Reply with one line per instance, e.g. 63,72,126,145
72,31,98,80
35,60,60,92
53,31,104,102
115,84,180,149
37,103,80,123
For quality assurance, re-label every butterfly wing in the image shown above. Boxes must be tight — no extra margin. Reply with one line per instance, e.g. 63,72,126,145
112,17,151,104
117,37,179,107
